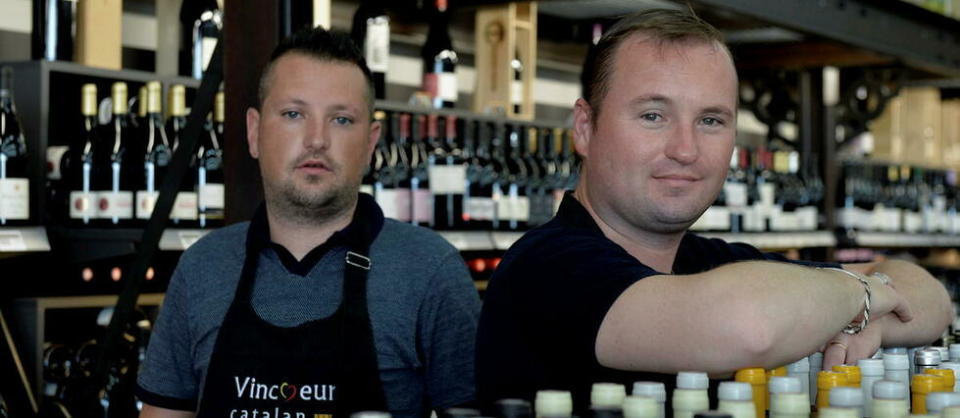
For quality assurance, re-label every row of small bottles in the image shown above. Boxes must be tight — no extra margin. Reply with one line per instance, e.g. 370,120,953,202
837,162,960,234
46,80,225,229
693,147,825,233
361,110,579,231
467,345,960,418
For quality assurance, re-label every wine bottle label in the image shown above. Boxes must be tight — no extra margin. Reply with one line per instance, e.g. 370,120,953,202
360,184,374,196
770,211,798,231
428,164,467,194
365,17,390,73
513,196,530,222
724,183,748,207
46,146,69,180
511,80,524,106
759,183,776,207
97,191,134,219
202,37,218,73
837,207,858,229
796,206,819,231
0,178,29,220
466,197,495,221
691,205,730,231
743,204,766,232
69,191,98,220
552,189,565,215
904,211,923,233
171,192,198,220
136,191,159,219
0,229,26,252
424,72,458,102
199,183,225,210
412,189,434,223
376,188,412,222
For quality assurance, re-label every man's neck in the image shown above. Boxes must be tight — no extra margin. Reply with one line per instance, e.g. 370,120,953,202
265,200,357,261
573,188,684,273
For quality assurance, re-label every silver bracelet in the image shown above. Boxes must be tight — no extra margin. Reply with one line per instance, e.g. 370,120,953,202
821,267,871,335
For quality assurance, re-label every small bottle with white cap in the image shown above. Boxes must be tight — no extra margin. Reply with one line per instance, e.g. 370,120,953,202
622,396,659,418
809,352,824,406
829,386,865,418
871,380,910,418
885,348,908,355
931,347,949,363
632,382,666,418
857,359,884,417
672,372,709,418
591,383,627,409
921,392,960,415
818,407,859,418
717,381,756,418
940,361,960,392
915,349,943,375
949,344,960,363
770,377,804,395
787,358,810,402
770,392,810,418
883,353,911,394
535,390,573,418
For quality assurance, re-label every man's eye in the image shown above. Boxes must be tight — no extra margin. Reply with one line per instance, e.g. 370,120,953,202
282,111,302,119
640,113,663,122
701,117,725,127
333,116,354,125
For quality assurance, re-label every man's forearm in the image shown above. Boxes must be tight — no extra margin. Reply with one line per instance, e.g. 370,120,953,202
852,260,954,347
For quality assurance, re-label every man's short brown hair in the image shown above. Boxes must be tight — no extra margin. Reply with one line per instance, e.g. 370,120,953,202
580,8,730,123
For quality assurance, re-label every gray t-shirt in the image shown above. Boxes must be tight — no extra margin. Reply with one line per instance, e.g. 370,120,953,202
137,212,480,417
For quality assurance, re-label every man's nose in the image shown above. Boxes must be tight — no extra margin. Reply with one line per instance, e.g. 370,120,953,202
664,124,699,164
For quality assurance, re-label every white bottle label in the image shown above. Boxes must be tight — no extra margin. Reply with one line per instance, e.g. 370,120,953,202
513,196,530,222
760,183,776,207
199,183,225,210
202,37,218,73
428,164,467,194
46,146,69,180
437,72,458,101
724,183,748,207
376,188,411,222
0,178,29,220
365,17,390,72
511,80,524,106
0,229,27,251
171,192,198,220
69,191,98,221
97,191,134,219
136,191,159,220
466,198,495,221
412,188,433,224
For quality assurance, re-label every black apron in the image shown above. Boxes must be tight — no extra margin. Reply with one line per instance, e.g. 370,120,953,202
196,204,388,418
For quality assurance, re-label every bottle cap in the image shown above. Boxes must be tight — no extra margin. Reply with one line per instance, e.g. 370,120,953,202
883,353,910,371
924,392,959,414
818,371,849,389
884,347,907,355
589,406,623,418
692,412,732,418
351,412,392,418
494,399,532,418
112,82,128,114
767,367,788,378
787,357,810,373
631,382,666,402
82,84,98,117
676,372,709,390
735,368,767,385
932,347,950,362
770,392,810,415
717,382,753,401
924,368,956,391
832,365,861,386
535,390,573,418
911,374,941,394
856,359,884,376
915,349,942,367
818,407,858,418
873,380,908,400
622,396,657,418
768,376,803,394
828,387,864,407
950,345,960,362
591,383,627,408
943,406,960,418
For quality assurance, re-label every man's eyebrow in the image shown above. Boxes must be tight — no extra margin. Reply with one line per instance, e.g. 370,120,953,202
628,95,671,107
702,105,735,118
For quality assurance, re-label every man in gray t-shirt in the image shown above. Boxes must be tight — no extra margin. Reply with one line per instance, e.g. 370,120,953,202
137,27,479,418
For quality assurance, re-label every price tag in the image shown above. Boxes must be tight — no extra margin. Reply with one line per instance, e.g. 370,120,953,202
0,230,27,252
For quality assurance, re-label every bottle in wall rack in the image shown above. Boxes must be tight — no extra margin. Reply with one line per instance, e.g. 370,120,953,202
0,67,30,226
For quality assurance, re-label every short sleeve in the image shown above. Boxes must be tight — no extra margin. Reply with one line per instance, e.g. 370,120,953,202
419,248,482,409
136,264,200,411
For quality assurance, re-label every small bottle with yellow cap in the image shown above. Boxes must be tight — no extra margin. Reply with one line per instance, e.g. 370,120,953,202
911,374,943,414
923,368,955,393
817,371,849,410
833,365,862,389
736,368,768,418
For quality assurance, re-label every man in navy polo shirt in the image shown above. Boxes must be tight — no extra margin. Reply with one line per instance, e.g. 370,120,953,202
476,9,953,412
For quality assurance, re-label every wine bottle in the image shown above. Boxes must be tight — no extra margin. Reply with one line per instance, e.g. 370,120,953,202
524,126,545,227
491,123,511,230
96,82,135,226
181,0,222,79
511,49,524,115
467,121,497,230
430,115,466,230
366,110,389,198
167,84,199,226
0,67,30,226
504,125,529,230
136,81,171,224
67,83,101,226
421,0,458,109
385,113,412,222
197,90,225,228
32,0,75,61
351,0,389,99
410,114,433,227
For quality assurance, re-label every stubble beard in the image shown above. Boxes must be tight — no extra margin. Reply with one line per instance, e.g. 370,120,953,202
267,174,357,227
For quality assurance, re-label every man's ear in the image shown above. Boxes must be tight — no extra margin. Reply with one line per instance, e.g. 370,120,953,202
367,119,381,157
246,107,261,159
573,98,595,158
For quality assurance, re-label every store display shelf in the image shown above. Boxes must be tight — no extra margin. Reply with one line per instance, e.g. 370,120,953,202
848,231,960,248
0,227,50,253
701,231,837,250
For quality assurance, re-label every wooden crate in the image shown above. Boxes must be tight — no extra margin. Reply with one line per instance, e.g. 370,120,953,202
473,2,537,120
75,0,122,70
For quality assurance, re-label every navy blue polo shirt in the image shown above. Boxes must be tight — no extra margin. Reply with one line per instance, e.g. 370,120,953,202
475,192,835,413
